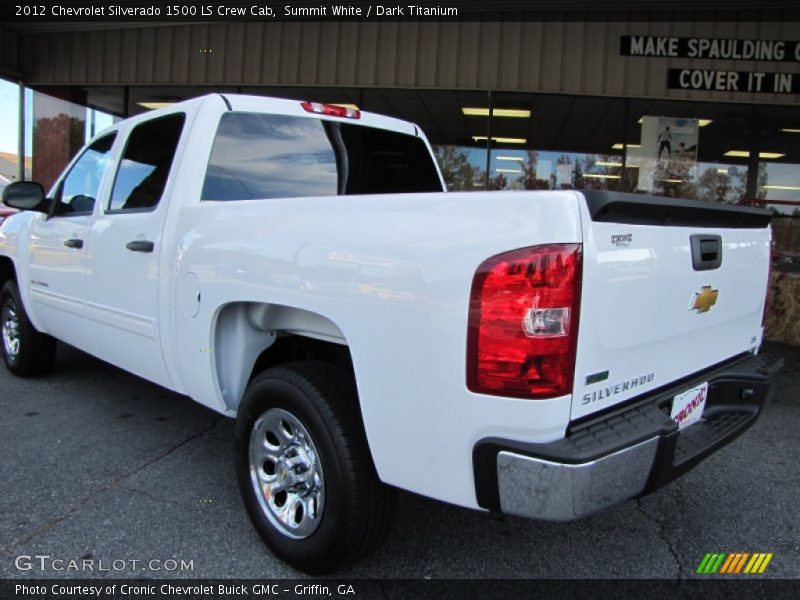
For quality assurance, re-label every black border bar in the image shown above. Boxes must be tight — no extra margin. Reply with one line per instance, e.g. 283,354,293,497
2,579,799,599
2,0,800,23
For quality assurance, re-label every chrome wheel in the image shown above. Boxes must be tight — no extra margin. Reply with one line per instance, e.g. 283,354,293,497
249,408,324,539
2,299,20,362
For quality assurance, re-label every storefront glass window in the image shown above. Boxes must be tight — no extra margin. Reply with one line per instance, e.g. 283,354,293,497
433,145,488,190
24,90,87,192
84,108,119,143
757,162,800,266
0,79,24,190
486,148,627,191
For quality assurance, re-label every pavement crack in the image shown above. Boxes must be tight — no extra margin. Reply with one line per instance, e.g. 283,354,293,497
0,417,220,554
635,495,686,581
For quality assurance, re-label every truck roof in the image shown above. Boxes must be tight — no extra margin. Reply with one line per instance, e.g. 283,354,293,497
97,93,421,139
224,94,420,137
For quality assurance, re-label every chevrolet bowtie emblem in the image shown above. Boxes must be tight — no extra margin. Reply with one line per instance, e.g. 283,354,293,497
691,286,719,313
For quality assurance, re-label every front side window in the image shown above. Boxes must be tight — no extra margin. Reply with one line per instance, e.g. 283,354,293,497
108,113,185,212
52,133,116,216
201,112,442,201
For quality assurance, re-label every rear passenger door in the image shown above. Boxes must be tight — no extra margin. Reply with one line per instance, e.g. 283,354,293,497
84,112,186,388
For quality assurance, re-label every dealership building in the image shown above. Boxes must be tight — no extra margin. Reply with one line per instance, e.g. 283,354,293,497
0,11,798,337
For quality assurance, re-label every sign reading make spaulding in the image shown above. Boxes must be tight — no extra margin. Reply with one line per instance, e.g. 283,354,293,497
620,35,799,95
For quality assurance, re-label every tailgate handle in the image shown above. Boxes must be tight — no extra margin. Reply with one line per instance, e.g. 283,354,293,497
690,234,722,271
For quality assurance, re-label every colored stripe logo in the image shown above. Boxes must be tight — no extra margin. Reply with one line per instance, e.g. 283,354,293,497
696,553,773,574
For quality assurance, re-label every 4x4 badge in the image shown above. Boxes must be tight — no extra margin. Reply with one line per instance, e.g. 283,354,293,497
691,286,719,313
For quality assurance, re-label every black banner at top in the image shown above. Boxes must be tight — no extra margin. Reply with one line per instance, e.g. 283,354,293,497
2,0,800,22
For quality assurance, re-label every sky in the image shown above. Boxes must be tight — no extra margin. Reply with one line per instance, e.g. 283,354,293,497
0,78,26,155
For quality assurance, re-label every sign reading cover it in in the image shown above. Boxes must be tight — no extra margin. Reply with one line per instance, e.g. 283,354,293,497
667,69,798,94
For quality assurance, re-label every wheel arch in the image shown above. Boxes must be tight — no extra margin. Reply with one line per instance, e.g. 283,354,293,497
212,301,354,415
0,256,17,290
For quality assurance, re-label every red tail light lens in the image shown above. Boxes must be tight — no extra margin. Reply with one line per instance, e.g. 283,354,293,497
300,101,361,119
467,244,582,399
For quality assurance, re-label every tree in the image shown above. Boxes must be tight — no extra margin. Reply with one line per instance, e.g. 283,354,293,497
433,146,484,191
487,172,508,191
695,168,732,203
32,113,85,191
572,160,583,189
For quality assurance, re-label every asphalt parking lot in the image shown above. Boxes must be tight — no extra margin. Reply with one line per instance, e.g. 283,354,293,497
1,342,798,580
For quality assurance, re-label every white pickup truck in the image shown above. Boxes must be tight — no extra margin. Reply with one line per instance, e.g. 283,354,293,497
0,94,783,573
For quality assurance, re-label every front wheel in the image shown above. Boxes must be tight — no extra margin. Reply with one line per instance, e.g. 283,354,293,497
235,361,395,573
0,280,56,377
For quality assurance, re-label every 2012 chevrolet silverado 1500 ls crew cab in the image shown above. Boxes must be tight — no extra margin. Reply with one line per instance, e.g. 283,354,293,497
0,94,783,573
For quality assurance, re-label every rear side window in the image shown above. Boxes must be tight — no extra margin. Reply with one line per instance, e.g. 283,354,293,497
109,113,185,212
337,123,442,195
201,112,442,201
202,113,338,201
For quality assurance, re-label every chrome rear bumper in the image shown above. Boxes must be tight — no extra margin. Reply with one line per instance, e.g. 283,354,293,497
473,352,783,521
496,438,658,521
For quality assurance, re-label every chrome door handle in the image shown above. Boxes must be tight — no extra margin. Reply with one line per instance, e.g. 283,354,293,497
125,240,154,253
63,238,84,249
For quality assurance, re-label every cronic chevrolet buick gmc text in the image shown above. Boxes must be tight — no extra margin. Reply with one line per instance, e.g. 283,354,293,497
0,94,783,573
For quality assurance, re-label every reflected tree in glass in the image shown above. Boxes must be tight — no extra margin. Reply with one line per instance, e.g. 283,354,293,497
433,145,485,191
32,114,85,191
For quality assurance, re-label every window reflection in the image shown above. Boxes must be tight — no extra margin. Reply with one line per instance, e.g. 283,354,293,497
485,149,627,191
109,113,185,211
30,91,87,192
433,145,487,191
54,134,115,215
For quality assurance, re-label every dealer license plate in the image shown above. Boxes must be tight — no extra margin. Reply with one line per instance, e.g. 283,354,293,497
670,382,708,430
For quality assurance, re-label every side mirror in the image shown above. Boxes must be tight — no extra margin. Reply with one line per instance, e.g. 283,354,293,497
2,181,50,213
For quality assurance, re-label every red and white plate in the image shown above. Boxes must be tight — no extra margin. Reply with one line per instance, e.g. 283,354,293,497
670,382,708,430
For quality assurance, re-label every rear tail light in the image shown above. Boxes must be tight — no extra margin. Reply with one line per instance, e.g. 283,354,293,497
467,244,582,399
301,101,361,119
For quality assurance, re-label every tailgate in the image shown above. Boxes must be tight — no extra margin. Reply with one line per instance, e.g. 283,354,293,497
571,191,772,420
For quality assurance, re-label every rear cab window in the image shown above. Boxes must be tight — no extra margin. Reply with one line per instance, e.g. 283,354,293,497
201,112,442,201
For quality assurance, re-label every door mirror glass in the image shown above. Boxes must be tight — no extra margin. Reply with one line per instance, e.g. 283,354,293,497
1,181,49,213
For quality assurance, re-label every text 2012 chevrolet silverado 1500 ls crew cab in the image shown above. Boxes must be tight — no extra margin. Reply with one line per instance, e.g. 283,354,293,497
0,94,783,573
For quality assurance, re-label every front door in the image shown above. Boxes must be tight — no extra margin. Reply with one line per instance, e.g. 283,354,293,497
84,112,186,388
27,133,117,345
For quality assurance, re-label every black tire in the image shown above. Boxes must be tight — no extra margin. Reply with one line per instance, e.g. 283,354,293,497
235,361,395,574
0,280,56,377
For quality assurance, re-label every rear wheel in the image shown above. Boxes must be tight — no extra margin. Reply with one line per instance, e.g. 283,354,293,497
0,280,56,377
235,361,395,573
